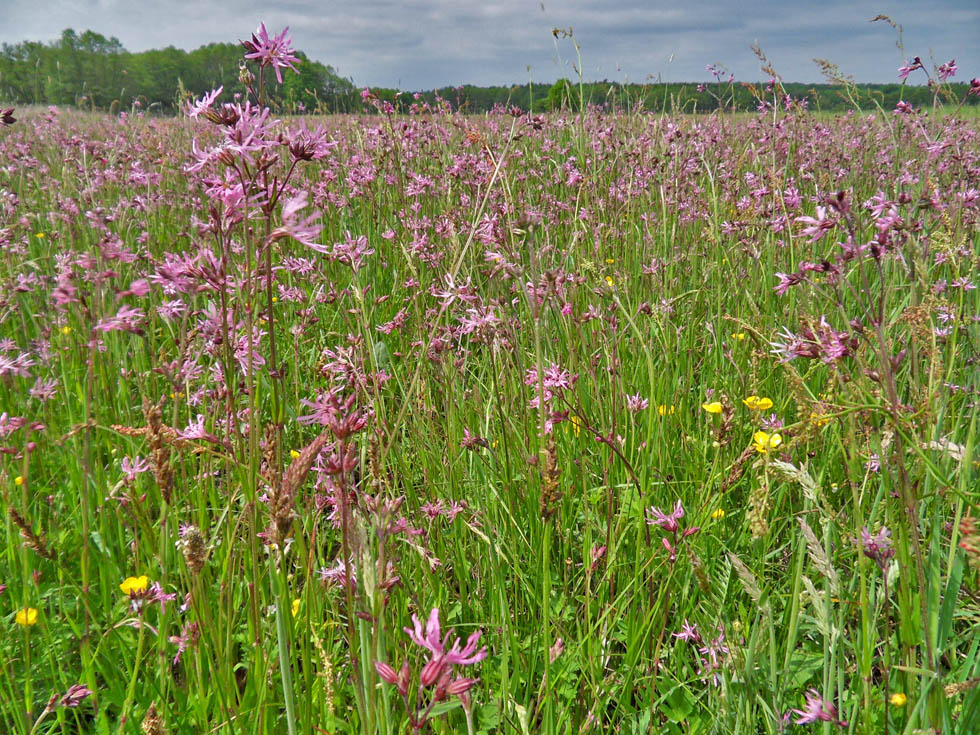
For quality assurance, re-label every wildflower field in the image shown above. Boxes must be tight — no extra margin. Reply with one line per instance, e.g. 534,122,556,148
2,27,980,735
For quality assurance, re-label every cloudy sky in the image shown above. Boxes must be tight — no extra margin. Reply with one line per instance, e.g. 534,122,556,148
2,1,978,89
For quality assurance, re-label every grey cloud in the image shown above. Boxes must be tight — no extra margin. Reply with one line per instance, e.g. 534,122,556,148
1,0,977,89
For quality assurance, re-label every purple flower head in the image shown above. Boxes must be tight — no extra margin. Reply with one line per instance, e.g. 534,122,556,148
405,608,487,666
59,684,93,708
273,192,323,251
937,59,957,81
795,206,835,242
697,627,730,687
283,121,335,161
673,619,702,644
647,499,684,533
898,57,922,80
860,526,895,570
793,689,847,726
186,87,223,119
243,23,300,84
626,393,649,413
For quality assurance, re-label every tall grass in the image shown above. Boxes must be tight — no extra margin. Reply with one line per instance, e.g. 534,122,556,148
1,36,979,735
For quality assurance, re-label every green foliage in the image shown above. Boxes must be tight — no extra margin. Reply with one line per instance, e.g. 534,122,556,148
0,29,358,113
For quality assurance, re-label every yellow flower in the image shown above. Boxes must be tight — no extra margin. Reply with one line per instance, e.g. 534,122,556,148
731,332,745,341
14,476,23,486
889,692,907,707
60,325,72,335
605,258,616,264
291,598,301,618
702,402,723,414
711,508,726,520
752,431,782,454
809,412,831,427
15,607,38,627
289,449,301,459
657,404,676,416
35,233,45,239
569,415,583,437
120,575,149,595
604,275,615,287
742,396,774,411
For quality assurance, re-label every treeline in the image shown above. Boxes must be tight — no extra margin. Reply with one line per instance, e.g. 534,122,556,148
381,78,979,114
1,29,976,115
0,29,360,113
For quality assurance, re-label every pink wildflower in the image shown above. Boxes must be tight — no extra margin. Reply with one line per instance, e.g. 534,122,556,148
242,24,300,84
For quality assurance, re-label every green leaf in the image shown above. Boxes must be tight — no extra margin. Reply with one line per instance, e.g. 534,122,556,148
662,685,695,722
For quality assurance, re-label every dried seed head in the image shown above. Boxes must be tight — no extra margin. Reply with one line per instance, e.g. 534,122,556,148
143,397,173,503
179,525,208,575
266,431,331,547
539,435,562,520
8,507,56,561
141,702,166,735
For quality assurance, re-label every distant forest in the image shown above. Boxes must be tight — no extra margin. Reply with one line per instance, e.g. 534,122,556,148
1,29,976,115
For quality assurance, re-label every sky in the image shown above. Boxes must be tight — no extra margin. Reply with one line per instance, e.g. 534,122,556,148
1,0,978,90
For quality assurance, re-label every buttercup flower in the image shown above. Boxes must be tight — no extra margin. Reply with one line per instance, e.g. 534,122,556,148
702,401,723,414
120,575,149,595
890,692,907,707
15,607,38,626
752,431,782,453
742,395,773,411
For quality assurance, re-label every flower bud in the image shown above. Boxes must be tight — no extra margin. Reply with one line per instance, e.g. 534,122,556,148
239,64,255,87
419,658,444,687
397,661,411,695
375,661,398,685
446,677,479,695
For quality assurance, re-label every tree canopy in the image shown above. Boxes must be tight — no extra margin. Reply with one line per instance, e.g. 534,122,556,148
0,29,359,113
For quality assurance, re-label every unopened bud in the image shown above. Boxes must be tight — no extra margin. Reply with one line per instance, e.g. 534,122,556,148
446,676,479,695
375,661,398,685
397,661,411,695
419,658,444,687
239,64,255,87
433,669,452,701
